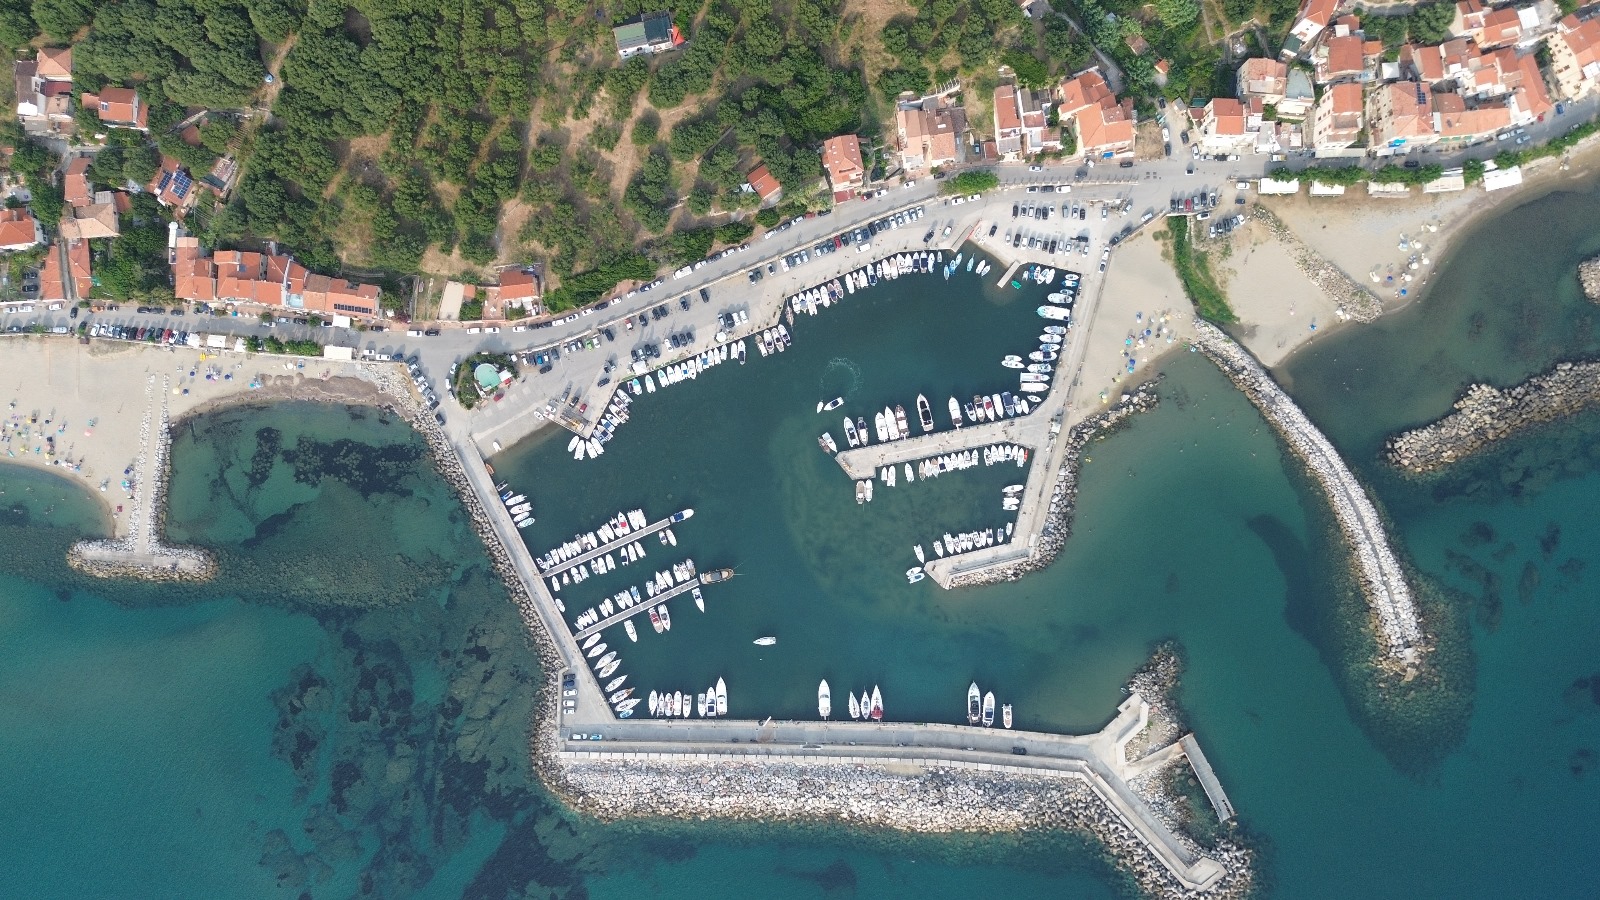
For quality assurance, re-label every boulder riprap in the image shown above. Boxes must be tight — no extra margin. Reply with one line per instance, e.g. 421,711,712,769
1579,254,1600,304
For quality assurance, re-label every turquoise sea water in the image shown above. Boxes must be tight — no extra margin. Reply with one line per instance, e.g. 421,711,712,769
2,179,1600,897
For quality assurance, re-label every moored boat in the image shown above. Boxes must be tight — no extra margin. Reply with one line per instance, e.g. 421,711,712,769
894,404,910,437
818,679,831,719
982,691,996,727
1037,305,1071,321
624,620,638,642
949,396,963,427
843,416,859,447
873,411,889,443
818,432,838,453
856,481,866,504
869,686,883,721
848,691,861,720
649,606,663,633
1002,703,1013,729
906,567,923,583
693,586,704,611
716,678,728,716
916,394,933,432
581,633,600,650
658,604,671,631
586,642,607,659
967,682,981,725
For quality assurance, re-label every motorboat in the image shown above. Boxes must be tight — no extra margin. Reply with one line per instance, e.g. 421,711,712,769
949,397,963,427
658,604,671,631
819,397,844,412
753,636,776,646
1003,484,1024,495
894,404,910,437
916,395,933,432
693,587,704,611
1029,351,1059,362
1040,333,1064,344
982,691,996,727
1001,358,1024,369
1002,704,1013,729
1028,364,1053,374
873,411,889,443
700,568,735,584
856,481,866,504
967,682,981,725
704,684,717,717
649,691,660,715
649,606,663,633
907,567,923,583
1038,305,1071,321
1044,325,1066,335
864,480,873,502
849,691,861,720
671,509,694,522
624,620,638,642
716,678,728,716
697,693,708,717
818,680,831,719
1046,292,1069,303
869,686,883,721
818,432,838,453
843,416,860,447
914,544,925,563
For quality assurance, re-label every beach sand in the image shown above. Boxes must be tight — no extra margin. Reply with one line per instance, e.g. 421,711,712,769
0,336,407,538
1211,221,1346,367
1069,229,1195,422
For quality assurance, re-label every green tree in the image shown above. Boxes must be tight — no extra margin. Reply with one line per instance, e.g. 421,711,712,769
30,0,91,41
1002,50,1049,88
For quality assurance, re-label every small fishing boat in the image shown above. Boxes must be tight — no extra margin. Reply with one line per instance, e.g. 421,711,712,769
849,691,862,720
906,567,924,584
1002,704,1014,729
1028,364,1053,374
624,620,638,642
1044,325,1067,335
967,682,981,725
818,432,838,453
753,636,776,646
982,691,996,727
1038,305,1071,321
715,678,728,716
818,679,831,719
1046,292,1069,303
916,394,933,432
869,686,883,721
1001,358,1024,369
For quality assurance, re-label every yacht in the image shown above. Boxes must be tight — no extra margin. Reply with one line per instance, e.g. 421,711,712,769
843,416,860,447
818,680,831,719
849,692,861,720
715,678,728,716
1002,704,1014,729
894,404,910,437
982,691,996,727
700,567,735,584
821,397,844,411
818,432,838,454
624,620,637,642
596,651,616,669
869,686,883,721
606,675,628,692
967,682,981,725
1038,305,1071,321
598,659,619,678
949,397,964,427
693,586,704,611
609,687,634,705
658,604,671,631
586,642,607,659
916,395,933,432
873,411,889,443
753,636,777,646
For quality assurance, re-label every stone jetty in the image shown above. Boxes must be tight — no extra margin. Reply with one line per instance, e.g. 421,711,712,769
1579,254,1600,304
939,381,1161,589
1385,359,1600,474
1189,320,1424,664
1250,207,1384,322
68,375,215,581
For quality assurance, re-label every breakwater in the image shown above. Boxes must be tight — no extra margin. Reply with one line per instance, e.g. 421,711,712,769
1189,320,1424,665
1580,254,1600,303
1385,360,1600,474
67,376,215,581
940,381,1161,589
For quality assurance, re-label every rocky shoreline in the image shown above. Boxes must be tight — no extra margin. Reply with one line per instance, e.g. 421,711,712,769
941,381,1163,589
1580,254,1600,303
1189,321,1425,668
1250,207,1384,322
1385,359,1600,474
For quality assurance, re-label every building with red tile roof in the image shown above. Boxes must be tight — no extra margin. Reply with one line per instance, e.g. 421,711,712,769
1191,98,1256,154
489,269,541,315
993,83,1024,159
1315,34,1368,83
894,96,966,175
1236,57,1288,107
821,134,866,197
1549,13,1600,100
170,236,382,317
81,87,148,130
0,208,41,251
1056,68,1135,158
1369,82,1440,150
1283,0,1339,57
745,163,782,204
63,156,93,208
59,201,120,240
1312,82,1366,150
14,47,73,125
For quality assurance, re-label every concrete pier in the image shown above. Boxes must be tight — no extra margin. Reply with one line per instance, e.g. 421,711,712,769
1180,734,1236,823
572,576,700,640
537,510,686,577
833,415,1043,480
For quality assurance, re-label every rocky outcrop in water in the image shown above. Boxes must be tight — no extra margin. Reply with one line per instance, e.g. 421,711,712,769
1385,360,1600,474
1580,255,1600,304
1190,320,1424,667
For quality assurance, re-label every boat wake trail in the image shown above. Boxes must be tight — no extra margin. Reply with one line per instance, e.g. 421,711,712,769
820,358,863,398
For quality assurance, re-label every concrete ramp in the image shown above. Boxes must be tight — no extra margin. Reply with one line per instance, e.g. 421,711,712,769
1180,734,1236,823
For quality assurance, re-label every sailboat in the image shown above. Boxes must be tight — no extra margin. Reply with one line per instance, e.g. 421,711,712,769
818,680,831,719
581,633,601,651
967,682,981,725
982,691,996,727
869,686,883,721
1002,704,1014,729
848,691,861,720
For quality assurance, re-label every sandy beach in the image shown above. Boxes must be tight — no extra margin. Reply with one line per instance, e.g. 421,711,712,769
0,335,410,539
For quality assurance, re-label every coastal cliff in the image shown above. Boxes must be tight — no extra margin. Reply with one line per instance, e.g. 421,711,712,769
1385,360,1600,474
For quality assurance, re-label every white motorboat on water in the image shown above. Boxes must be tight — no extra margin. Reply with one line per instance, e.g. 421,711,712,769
716,678,728,716
1038,305,1071,321
916,395,934,432
649,691,660,716
818,432,838,454
818,680,831,719
1002,703,1014,729
754,636,776,646
624,620,637,642
982,691,996,727
1001,358,1024,369
906,566,924,583
693,586,705,611
949,396,964,427
1044,325,1066,335
873,412,889,443
843,417,860,447
967,682,981,725
914,544,925,563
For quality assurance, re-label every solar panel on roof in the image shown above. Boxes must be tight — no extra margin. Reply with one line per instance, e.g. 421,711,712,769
172,171,192,199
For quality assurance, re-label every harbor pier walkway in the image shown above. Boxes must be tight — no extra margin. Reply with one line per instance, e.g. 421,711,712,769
573,577,700,640
1180,734,1236,823
538,510,687,578
833,414,1049,481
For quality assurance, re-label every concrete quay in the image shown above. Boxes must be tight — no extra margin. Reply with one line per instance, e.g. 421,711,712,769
1179,734,1236,823
572,576,699,640
537,511,680,577
833,414,1045,481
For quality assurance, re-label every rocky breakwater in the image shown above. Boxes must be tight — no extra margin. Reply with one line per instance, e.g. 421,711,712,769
1579,254,1600,303
1189,320,1425,666
1250,207,1384,322
943,381,1162,589
68,376,215,582
1385,359,1600,474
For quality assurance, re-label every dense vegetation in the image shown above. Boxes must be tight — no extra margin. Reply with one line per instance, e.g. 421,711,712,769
940,170,999,195
1165,217,1236,324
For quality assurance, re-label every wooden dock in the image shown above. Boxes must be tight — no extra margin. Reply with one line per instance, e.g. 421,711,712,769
1180,734,1236,823
539,510,690,578
573,577,702,639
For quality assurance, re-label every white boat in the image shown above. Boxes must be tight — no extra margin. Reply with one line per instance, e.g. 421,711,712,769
821,397,844,411
916,394,933,432
666,528,677,547
581,633,601,651
715,678,728,716
906,567,924,583
1000,358,1024,369
818,680,831,719
596,651,616,668
606,674,628,692
1028,364,1053,374
869,686,882,721
967,682,981,725
693,586,704,611
1002,703,1013,729
1038,305,1071,321
697,692,708,717
904,463,913,482
819,432,838,453
873,411,889,442
864,480,873,502
649,691,660,715
849,691,861,720
609,687,634,704
843,416,860,447
658,604,671,630
586,642,607,659
914,544,925,563
753,636,776,646
566,436,580,453
982,691,996,727
1043,325,1066,335
949,397,963,427
856,481,866,505
624,620,638,642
